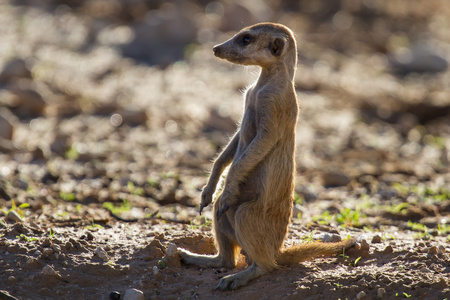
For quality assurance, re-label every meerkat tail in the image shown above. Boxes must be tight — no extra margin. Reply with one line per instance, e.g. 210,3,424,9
276,238,356,266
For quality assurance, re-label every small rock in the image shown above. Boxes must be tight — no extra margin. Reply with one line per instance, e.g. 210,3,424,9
356,291,366,300
0,58,32,83
123,288,144,300
6,210,23,223
438,245,445,254
7,276,16,283
203,108,236,133
85,231,94,241
428,246,438,254
377,287,386,298
371,235,382,243
109,291,121,300
165,243,178,257
321,170,350,187
321,233,342,243
382,245,393,254
96,247,109,261
4,85,46,119
119,108,148,126
41,265,57,276
0,137,17,153
292,204,304,218
389,43,448,75
52,244,61,253
419,266,432,273
42,248,53,257
152,266,159,275
360,239,370,252
34,250,42,257
0,108,17,140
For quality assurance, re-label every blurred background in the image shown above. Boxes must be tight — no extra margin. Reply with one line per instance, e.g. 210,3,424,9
0,0,450,223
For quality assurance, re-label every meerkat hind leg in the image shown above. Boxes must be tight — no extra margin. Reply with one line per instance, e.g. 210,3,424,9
216,263,268,290
179,200,237,268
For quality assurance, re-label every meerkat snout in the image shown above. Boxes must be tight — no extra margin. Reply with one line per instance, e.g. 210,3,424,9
212,45,220,57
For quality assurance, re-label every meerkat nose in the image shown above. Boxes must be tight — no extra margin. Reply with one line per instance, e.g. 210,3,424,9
213,45,220,56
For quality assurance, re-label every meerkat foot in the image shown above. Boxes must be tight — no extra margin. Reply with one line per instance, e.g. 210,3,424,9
216,264,268,290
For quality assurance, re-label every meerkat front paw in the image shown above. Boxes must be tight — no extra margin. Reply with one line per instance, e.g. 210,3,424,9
199,186,214,214
216,191,236,218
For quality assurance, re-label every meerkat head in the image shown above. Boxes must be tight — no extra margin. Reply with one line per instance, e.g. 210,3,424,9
212,23,296,68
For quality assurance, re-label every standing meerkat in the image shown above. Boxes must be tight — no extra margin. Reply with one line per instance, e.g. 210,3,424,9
178,23,355,290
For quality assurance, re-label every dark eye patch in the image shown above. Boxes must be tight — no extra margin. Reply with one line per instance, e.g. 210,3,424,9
242,34,251,45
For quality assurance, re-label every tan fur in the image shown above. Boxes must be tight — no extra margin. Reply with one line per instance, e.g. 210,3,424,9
178,23,355,290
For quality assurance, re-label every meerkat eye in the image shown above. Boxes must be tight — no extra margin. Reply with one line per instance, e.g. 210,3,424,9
242,35,251,45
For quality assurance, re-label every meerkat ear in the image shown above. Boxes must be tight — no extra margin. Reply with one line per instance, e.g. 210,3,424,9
270,37,285,56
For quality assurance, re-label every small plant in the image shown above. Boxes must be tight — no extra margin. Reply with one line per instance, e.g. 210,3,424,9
158,259,166,269
334,283,343,288
386,202,410,215
76,204,82,213
190,220,198,230
103,199,131,215
1,199,30,218
16,234,38,242
65,145,79,160
48,228,56,239
60,192,75,201
407,221,431,240
147,177,160,189
403,292,412,298
312,210,332,225
339,247,349,259
300,231,315,243
354,256,361,266
336,208,365,227
127,181,144,196
85,221,104,230
294,192,304,205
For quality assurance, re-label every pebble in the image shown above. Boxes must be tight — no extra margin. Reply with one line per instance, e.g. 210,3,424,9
123,288,144,300
427,246,438,254
109,291,121,300
52,244,61,253
96,247,109,261
377,287,386,298
0,58,32,83
6,210,23,223
152,266,159,275
356,291,366,300
321,233,342,243
371,235,382,243
382,245,393,254
360,239,370,252
0,108,16,140
42,248,53,256
4,86,46,118
321,170,351,187
34,250,42,257
41,265,57,276
419,266,432,273
165,243,178,257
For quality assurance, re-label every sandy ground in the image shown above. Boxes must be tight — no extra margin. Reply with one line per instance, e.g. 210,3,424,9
1,1,450,299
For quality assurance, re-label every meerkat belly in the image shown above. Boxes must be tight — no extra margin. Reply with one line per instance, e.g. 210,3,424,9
235,140,294,204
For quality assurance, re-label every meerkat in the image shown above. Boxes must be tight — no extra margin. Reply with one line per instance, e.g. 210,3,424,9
178,23,355,290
